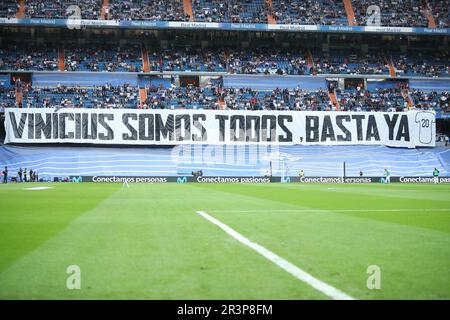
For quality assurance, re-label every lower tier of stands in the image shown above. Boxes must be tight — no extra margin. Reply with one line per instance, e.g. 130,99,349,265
2,82,448,113
0,144,448,179
0,83,450,113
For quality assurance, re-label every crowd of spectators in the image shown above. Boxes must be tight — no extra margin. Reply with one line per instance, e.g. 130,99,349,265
22,84,139,109
1,81,448,113
0,43,448,77
269,0,347,26
221,87,331,110
142,84,220,109
65,45,142,72
410,89,449,113
0,0,18,18
149,47,310,75
1,0,448,28
0,45,58,71
192,0,268,23
314,51,390,75
109,0,189,21
148,48,227,72
428,0,449,28
353,0,428,27
394,52,449,77
336,87,409,112
0,86,17,111
26,0,101,20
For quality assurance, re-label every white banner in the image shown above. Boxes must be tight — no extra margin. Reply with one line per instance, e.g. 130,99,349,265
4,108,435,148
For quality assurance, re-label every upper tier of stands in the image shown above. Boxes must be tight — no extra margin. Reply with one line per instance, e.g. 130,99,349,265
1,0,448,28
27,0,101,20
192,0,268,23
108,0,189,21
270,0,347,26
0,44,448,78
0,0,17,18
352,0,428,27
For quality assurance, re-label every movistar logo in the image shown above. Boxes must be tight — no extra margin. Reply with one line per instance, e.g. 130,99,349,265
177,176,187,183
281,176,291,183
71,176,83,183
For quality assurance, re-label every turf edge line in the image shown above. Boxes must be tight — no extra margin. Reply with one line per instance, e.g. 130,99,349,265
196,210,355,300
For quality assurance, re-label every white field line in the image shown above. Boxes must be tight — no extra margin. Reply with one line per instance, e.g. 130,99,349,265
23,187,54,190
196,210,355,300
212,209,450,213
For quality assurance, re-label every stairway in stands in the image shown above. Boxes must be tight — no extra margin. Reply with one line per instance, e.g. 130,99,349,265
101,0,110,20
422,0,437,28
342,0,356,26
16,0,25,18
266,0,276,24
58,47,65,71
328,91,340,111
141,45,150,72
306,51,316,75
386,57,396,77
183,0,194,21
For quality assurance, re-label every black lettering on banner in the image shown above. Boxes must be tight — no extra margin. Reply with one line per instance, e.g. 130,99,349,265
122,113,138,140
59,113,75,139
35,113,52,139
52,113,59,139
75,113,82,139
321,115,335,142
305,116,319,142
384,114,398,140
245,115,260,142
138,114,154,141
28,113,34,139
352,115,365,141
8,112,27,139
396,115,410,141
81,113,97,140
175,114,191,141
98,113,114,141
366,115,380,141
278,115,292,142
215,115,229,142
155,114,174,141
336,115,351,141
192,114,207,141
230,115,245,142
261,115,276,142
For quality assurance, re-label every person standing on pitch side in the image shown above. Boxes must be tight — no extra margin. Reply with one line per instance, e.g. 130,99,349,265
433,168,440,184
2,166,8,184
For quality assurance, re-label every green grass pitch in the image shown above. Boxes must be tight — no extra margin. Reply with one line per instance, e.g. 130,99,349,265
0,182,449,299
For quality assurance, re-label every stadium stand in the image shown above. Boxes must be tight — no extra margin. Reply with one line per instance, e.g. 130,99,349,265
64,44,142,72
7,79,448,113
0,86,17,111
108,0,189,21
393,51,449,77
428,0,449,28
0,0,18,18
22,84,139,109
26,0,101,19
0,0,447,29
352,0,429,27
192,0,268,23
270,0,347,25
0,43,447,78
0,44,58,71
